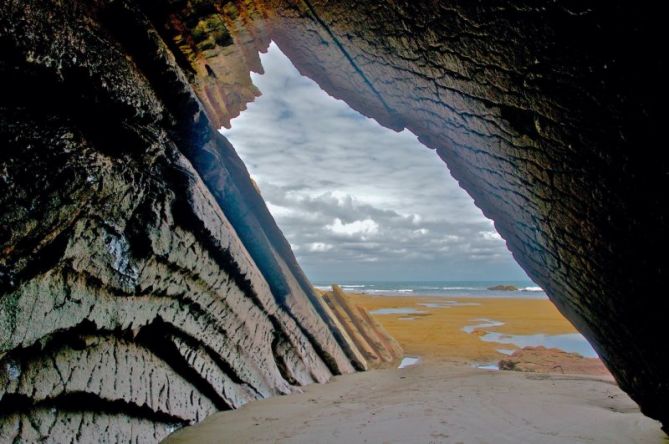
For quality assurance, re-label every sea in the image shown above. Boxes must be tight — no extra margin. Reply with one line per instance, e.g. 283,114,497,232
312,280,547,299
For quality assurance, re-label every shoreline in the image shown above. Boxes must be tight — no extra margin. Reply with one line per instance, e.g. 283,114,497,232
164,291,665,442
342,291,602,371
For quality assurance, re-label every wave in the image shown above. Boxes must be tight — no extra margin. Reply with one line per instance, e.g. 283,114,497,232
442,286,479,290
359,289,414,294
317,283,545,296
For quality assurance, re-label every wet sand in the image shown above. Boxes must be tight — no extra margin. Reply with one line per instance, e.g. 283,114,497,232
166,363,664,443
165,293,665,442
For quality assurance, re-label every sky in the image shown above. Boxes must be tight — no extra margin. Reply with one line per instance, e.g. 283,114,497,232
220,43,530,283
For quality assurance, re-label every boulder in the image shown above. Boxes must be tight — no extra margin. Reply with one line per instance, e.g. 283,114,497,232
487,285,519,292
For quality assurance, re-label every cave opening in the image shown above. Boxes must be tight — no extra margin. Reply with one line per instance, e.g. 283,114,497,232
3,1,666,439
219,42,599,371
222,43,525,284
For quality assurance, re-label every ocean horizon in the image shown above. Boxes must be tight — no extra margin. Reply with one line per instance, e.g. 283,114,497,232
312,280,547,299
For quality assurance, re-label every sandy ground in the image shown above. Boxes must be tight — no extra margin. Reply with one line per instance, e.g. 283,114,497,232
165,293,666,443
166,363,665,443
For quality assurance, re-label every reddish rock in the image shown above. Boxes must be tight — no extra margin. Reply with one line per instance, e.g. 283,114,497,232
499,347,611,377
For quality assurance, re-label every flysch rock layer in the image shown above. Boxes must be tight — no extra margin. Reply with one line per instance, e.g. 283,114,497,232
0,1,363,442
320,286,403,369
1,0,668,440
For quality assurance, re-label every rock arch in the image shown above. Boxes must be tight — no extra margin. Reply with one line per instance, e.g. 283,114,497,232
1,0,666,440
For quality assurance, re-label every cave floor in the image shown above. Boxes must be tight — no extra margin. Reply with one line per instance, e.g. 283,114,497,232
164,363,665,444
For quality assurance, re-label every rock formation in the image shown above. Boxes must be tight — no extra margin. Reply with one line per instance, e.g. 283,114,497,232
499,346,611,376
320,285,403,369
1,0,668,440
487,285,519,292
244,0,669,429
0,1,359,441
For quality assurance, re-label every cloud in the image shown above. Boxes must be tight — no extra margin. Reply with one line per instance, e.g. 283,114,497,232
220,43,529,281
326,218,379,236
308,242,334,252
480,231,503,241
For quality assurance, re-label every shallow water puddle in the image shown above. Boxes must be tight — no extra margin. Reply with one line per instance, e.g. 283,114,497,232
481,332,598,358
417,303,444,308
398,356,420,369
418,301,481,309
443,301,482,307
461,318,505,334
370,307,427,315
475,363,500,371
496,349,516,356
462,318,598,358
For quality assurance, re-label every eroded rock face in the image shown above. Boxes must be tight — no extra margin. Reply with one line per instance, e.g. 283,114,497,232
320,285,403,369
241,0,667,428
156,0,667,428
1,0,668,439
0,1,357,441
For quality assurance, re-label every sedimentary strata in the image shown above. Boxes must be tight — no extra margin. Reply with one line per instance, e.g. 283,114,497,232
244,0,668,428
0,1,358,441
320,286,403,369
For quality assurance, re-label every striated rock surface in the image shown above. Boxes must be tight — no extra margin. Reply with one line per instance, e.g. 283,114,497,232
499,346,611,377
0,1,357,441
234,0,667,429
320,286,403,369
1,0,668,439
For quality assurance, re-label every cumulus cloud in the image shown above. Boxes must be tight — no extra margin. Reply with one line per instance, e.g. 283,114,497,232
326,218,379,236
220,43,528,281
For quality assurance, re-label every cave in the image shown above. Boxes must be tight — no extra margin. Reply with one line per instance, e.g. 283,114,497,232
0,0,667,441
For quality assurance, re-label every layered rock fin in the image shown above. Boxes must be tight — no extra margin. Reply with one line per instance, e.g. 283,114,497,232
320,286,403,369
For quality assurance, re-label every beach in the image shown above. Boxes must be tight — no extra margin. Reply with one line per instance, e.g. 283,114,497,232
165,291,664,443
347,293,576,361
166,363,663,443
343,292,607,373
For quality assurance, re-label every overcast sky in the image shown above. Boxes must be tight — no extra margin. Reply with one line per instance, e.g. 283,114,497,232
221,43,530,282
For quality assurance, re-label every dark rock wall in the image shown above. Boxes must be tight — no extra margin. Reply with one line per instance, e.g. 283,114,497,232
0,1,358,441
255,0,668,427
